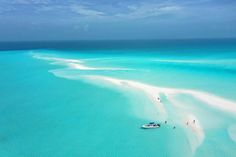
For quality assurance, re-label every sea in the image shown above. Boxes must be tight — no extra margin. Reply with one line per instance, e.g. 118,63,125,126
0,39,236,157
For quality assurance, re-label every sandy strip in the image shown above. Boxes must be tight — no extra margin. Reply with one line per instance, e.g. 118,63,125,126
68,63,132,71
180,90,236,114
84,75,236,115
32,53,133,71
32,53,82,63
84,75,168,119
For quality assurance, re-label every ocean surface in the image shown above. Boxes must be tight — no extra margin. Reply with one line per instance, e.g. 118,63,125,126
0,39,236,157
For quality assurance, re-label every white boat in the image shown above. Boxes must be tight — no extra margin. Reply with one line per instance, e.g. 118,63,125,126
141,122,161,129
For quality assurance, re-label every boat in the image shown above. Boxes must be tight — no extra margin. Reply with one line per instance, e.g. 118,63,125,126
141,122,161,129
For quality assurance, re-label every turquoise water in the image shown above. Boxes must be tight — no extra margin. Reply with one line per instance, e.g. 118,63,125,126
0,40,236,157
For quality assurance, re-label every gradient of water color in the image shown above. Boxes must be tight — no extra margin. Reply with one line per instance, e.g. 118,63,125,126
0,40,236,157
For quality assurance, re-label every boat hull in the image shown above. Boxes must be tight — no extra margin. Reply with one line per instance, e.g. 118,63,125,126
141,125,160,129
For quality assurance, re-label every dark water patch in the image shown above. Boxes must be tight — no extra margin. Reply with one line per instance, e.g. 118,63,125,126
0,39,236,54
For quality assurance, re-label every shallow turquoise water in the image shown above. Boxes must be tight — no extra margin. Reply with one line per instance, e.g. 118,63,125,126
0,40,236,157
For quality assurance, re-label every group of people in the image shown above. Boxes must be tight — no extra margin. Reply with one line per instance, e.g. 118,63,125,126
157,96,197,130
164,120,176,129
186,119,196,125
163,119,196,130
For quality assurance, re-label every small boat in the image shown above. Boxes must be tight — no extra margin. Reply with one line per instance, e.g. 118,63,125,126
141,122,161,129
